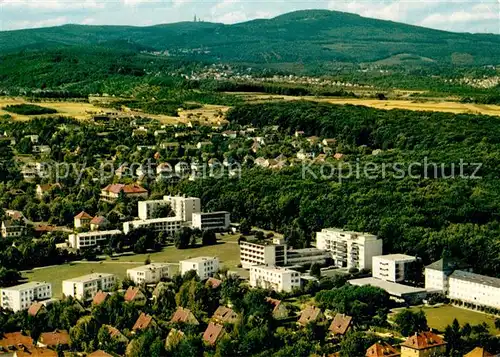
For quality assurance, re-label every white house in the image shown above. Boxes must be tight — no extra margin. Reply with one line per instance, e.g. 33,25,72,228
0,282,52,312
372,254,417,283
180,257,219,280
123,217,184,235
127,263,178,284
249,266,301,292
316,228,383,270
68,230,122,250
191,211,230,231
1,220,26,238
62,273,116,300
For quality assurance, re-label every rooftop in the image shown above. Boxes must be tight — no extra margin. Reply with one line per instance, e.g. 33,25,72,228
128,263,174,272
64,273,114,283
348,277,427,297
181,256,218,263
251,265,299,274
320,227,378,239
450,270,500,289
1,281,50,291
74,230,121,237
401,331,446,350
374,254,417,262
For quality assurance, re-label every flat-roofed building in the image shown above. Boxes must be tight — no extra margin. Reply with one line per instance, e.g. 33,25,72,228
316,228,382,270
62,273,116,300
68,230,122,250
192,212,230,231
123,217,184,235
286,248,331,266
240,239,287,269
249,266,301,292
127,263,178,284
180,257,219,280
0,282,52,312
138,195,201,221
372,254,417,283
348,277,428,304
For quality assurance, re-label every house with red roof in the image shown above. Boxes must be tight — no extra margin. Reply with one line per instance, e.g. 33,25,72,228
124,287,146,304
366,342,400,357
90,216,109,231
100,183,148,202
400,331,446,357
74,211,93,229
38,330,70,349
203,322,225,346
132,313,156,332
28,302,47,317
92,291,110,306
464,347,496,357
298,305,323,326
266,297,289,320
170,307,199,325
329,314,353,336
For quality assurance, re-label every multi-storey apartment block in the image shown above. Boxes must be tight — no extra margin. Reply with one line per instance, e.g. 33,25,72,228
249,266,301,292
316,228,383,270
372,254,417,283
127,263,178,284
62,273,116,300
123,217,184,235
192,211,230,231
0,282,52,312
180,257,219,280
138,195,201,221
240,238,287,269
68,230,122,250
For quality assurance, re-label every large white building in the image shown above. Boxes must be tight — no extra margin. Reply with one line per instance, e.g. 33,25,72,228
127,263,178,284
0,282,52,312
68,230,122,250
180,257,219,280
316,228,383,270
372,254,417,283
62,273,116,300
138,196,201,221
425,259,500,309
249,266,301,292
192,211,230,231
123,217,184,235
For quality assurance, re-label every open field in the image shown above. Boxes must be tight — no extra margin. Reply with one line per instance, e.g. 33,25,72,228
395,305,499,334
22,234,242,297
237,93,500,117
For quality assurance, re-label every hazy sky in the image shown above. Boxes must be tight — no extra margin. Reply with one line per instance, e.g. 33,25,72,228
0,0,499,33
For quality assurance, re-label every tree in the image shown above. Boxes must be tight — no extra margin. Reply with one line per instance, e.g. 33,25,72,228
202,230,217,246
174,227,192,249
310,263,321,279
152,204,173,219
133,236,148,254
495,318,500,330
339,332,376,357
393,309,428,336
240,219,251,235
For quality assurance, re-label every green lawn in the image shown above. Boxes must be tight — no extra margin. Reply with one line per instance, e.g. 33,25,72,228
407,305,498,334
23,234,242,298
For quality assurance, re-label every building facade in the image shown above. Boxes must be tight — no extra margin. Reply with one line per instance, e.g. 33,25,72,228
316,228,383,270
448,270,500,309
123,217,184,235
240,239,287,269
62,273,116,300
127,263,178,284
0,282,52,312
164,196,201,222
192,212,230,231
1,220,26,238
100,184,148,202
249,266,301,292
180,257,219,280
68,230,122,250
372,254,417,283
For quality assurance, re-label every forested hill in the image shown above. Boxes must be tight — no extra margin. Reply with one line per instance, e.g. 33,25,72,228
1,9,500,66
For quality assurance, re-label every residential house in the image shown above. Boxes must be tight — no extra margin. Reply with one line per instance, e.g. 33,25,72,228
36,184,61,200
254,157,269,168
124,287,146,304
62,273,116,300
100,184,148,202
87,350,114,357
92,291,110,306
14,348,57,357
203,322,225,346
1,219,26,238
170,307,199,325
306,136,320,145
366,342,400,357
298,305,323,326
90,216,109,231
464,347,496,357
160,142,180,150
205,277,222,289
295,130,305,137
222,130,237,139
103,325,128,345
322,138,337,147
0,332,34,353
74,211,93,229
212,306,239,324
400,332,446,357
38,330,70,349
329,314,353,336
28,302,46,317
127,263,177,284
266,297,289,320
165,329,185,351
249,266,301,293
0,282,52,312
197,141,212,150
132,313,156,332
297,149,314,161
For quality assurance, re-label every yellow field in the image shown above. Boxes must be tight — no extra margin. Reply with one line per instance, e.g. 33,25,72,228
237,93,500,117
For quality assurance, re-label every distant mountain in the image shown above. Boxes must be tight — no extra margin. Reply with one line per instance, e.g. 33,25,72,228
1,10,499,66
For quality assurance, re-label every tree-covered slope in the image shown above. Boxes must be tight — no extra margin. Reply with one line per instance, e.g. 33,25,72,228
1,10,499,65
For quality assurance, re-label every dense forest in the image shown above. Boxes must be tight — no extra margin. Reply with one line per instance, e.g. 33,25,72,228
181,101,500,276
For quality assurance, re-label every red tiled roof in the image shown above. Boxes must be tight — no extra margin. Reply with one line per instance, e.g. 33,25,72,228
103,184,147,194
366,342,400,357
39,330,70,347
132,313,154,331
464,347,495,357
27,302,45,317
124,287,144,302
38,183,61,192
329,313,353,335
205,278,222,289
170,307,199,325
92,291,109,305
298,305,322,325
15,347,57,357
87,350,114,357
103,325,127,342
0,332,34,349
266,297,282,312
74,211,93,219
90,216,106,225
203,323,224,345
212,306,238,324
401,332,446,350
